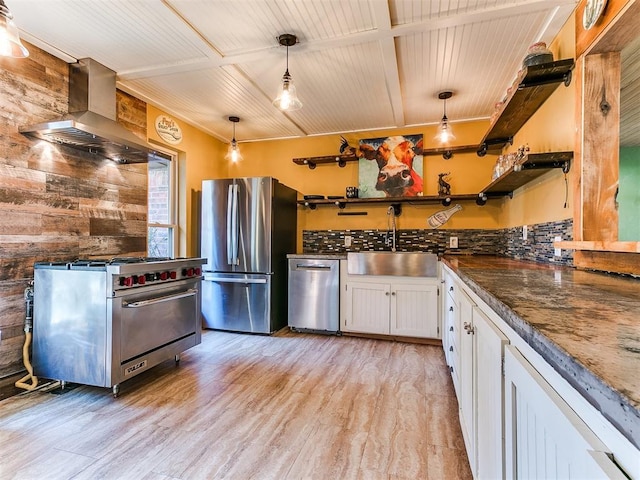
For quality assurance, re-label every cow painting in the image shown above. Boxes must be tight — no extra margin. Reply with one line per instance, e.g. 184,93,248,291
357,134,424,198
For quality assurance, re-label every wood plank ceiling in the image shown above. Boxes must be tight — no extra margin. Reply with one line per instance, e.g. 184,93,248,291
11,0,577,145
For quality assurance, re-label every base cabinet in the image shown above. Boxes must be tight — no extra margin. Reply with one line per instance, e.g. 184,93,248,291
504,345,627,480
342,272,439,338
457,288,508,479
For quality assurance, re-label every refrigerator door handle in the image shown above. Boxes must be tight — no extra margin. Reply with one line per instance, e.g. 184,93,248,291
231,184,239,265
226,185,234,265
203,275,267,284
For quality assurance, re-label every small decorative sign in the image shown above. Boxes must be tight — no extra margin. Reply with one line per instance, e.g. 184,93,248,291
155,115,183,145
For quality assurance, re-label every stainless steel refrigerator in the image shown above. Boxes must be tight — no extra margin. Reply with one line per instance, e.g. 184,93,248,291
200,177,297,334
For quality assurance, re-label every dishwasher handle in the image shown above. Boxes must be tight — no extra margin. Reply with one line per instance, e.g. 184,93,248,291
294,264,333,270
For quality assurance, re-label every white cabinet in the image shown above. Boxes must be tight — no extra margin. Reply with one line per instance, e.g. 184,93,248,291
455,288,508,479
442,264,634,480
391,282,439,337
343,281,390,335
474,306,509,480
504,345,627,480
442,269,460,396
342,271,439,338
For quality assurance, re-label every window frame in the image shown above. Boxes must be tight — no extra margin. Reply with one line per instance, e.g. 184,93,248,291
147,149,178,258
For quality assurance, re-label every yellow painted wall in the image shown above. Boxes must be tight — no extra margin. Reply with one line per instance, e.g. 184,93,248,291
500,14,576,228
231,121,499,252
147,105,226,257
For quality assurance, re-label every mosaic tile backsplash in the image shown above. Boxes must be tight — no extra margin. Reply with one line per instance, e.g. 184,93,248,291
303,218,573,266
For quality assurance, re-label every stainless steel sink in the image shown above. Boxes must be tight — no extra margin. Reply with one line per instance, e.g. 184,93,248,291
346,252,438,277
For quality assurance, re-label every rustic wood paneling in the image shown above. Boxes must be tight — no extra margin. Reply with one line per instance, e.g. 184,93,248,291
0,43,149,377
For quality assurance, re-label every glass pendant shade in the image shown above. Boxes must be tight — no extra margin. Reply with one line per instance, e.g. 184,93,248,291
435,115,456,143
273,33,302,111
225,139,243,163
225,116,242,163
273,70,302,111
435,91,455,144
0,1,29,58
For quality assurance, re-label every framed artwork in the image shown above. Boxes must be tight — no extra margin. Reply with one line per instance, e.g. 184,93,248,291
357,134,424,198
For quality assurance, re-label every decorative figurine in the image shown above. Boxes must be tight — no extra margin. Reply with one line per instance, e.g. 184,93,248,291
339,136,358,156
438,172,451,196
428,204,462,229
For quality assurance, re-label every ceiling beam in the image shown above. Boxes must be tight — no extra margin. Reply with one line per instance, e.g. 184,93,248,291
118,0,575,81
370,0,405,127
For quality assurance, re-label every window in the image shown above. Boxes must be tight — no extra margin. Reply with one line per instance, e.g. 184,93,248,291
148,151,177,258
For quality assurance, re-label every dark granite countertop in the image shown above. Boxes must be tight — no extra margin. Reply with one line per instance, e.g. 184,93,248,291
442,255,640,450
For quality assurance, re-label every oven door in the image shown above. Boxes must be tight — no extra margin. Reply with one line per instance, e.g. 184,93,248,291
113,281,200,364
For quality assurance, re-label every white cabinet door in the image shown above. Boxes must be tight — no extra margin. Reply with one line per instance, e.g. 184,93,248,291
390,283,438,338
458,289,476,472
344,281,390,334
474,306,509,480
504,345,627,480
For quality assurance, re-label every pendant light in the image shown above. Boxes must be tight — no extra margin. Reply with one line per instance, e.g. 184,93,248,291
273,33,302,111
435,91,455,144
225,116,243,163
0,0,28,58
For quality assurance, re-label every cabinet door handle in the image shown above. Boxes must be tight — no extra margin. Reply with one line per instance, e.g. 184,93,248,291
449,346,453,352
391,291,396,296
450,366,453,373
449,326,454,332
385,291,390,296
449,306,454,312
449,286,454,292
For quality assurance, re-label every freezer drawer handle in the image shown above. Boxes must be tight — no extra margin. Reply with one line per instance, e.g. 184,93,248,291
204,276,267,284
123,289,198,308
296,264,332,270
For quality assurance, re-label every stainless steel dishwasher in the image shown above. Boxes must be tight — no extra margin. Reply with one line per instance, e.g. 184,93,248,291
287,255,340,334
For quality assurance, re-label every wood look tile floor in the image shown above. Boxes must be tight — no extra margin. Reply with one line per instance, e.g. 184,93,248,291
0,330,471,480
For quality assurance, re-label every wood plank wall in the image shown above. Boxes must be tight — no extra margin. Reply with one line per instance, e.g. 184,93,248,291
0,44,148,378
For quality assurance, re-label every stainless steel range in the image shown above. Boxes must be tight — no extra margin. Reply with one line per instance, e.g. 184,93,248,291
32,257,205,396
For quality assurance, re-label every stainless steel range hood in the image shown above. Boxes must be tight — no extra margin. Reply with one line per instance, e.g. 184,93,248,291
20,58,154,164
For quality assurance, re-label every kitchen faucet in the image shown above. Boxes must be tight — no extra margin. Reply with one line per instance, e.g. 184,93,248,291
386,206,397,252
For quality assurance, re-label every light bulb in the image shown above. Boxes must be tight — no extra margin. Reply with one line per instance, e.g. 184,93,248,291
231,146,239,163
280,86,292,110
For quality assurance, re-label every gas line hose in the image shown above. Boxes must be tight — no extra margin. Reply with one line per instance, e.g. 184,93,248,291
15,282,38,391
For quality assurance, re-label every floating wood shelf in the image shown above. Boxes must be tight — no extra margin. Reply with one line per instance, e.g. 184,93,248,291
298,194,493,215
480,152,573,198
422,144,483,159
292,154,358,169
554,241,640,254
478,59,575,156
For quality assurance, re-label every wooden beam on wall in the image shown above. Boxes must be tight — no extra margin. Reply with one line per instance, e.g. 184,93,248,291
582,51,620,242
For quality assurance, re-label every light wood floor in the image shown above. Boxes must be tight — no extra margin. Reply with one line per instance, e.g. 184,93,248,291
0,330,471,480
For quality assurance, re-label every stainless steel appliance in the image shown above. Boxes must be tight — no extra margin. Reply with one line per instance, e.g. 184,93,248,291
20,58,154,164
287,255,340,334
32,257,205,396
201,177,297,334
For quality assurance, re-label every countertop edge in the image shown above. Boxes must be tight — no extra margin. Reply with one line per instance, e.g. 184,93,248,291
442,256,640,451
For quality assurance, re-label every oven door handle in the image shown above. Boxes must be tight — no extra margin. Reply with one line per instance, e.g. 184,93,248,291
123,289,198,308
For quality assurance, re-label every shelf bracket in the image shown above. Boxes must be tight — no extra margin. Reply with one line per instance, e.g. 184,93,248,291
477,137,512,157
391,203,402,216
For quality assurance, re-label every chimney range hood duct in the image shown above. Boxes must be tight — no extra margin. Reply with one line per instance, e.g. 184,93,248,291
20,58,154,164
